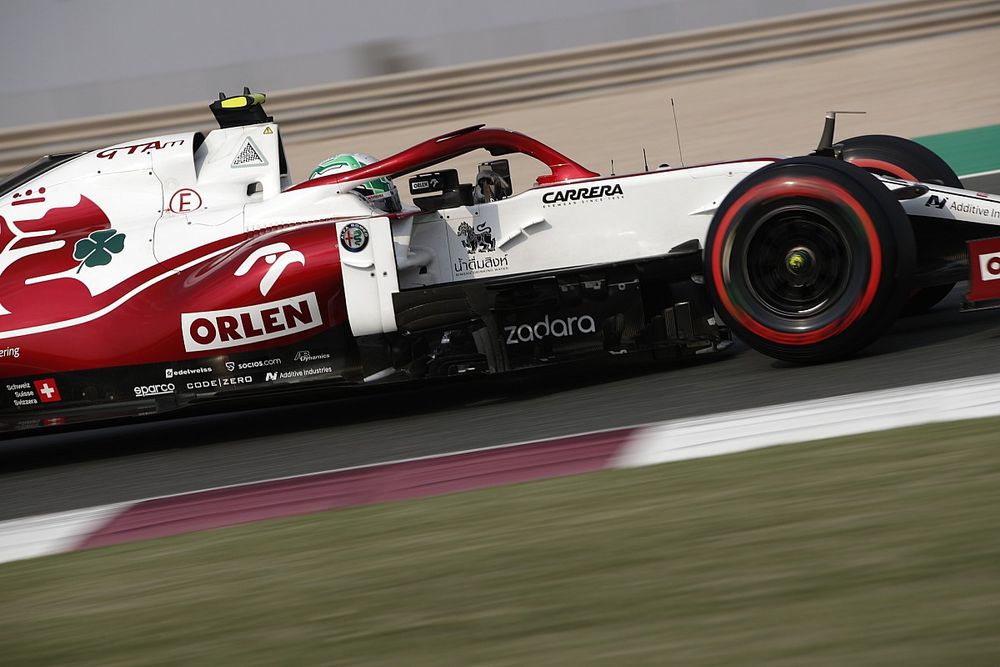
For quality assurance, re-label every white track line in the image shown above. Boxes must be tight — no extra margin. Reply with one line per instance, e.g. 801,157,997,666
5,373,1000,566
0,503,128,564
613,373,1000,467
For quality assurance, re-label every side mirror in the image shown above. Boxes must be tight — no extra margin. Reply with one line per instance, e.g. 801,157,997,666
474,159,513,203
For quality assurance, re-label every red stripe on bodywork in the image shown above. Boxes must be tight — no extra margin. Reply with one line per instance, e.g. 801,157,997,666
847,158,919,181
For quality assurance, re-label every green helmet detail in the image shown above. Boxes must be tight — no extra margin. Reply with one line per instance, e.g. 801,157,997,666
310,153,393,197
309,152,400,212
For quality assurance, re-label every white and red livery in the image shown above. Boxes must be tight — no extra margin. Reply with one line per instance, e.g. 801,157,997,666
1,93,998,433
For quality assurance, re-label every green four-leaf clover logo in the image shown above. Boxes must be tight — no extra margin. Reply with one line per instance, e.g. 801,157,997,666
73,229,126,273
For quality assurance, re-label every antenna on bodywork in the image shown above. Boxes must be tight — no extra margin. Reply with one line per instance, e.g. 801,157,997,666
642,148,649,172
814,110,866,156
670,98,685,167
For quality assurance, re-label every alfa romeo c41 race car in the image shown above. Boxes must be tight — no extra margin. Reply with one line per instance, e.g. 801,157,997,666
2,92,999,432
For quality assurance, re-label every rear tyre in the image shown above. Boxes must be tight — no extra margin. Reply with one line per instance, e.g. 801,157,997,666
841,134,961,314
704,157,915,363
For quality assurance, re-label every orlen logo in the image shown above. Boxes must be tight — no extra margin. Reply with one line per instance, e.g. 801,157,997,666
978,252,1000,282
134,383,175,397
181,293,323,352
505,314,597,344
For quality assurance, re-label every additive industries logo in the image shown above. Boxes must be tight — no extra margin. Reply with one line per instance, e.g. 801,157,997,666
979,251,1000,282
134,383,175,398
339,223,369,252
504,314,597,345
266,366,334,382
180,292,323,352
541,183,623,207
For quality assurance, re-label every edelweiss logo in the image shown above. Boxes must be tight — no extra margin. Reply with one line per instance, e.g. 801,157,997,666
541,184,623,206
505,315,597,344
165,366,211,379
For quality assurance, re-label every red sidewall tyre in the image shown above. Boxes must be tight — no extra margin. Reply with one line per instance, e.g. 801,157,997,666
840,134,963,188
840,134,962,315
705,157,915,363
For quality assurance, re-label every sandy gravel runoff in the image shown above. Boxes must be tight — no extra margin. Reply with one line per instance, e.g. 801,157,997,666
285,25,1000,190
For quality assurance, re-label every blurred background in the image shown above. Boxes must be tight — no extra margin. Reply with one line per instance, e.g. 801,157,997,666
3,0,997,195
1,0,879,127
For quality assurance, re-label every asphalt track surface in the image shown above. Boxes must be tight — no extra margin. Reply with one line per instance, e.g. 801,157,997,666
3,288,1000,521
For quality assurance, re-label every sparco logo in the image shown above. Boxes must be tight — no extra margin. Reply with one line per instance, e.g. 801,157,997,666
505,314,597,344
181,293,323,352
134,383,175,397
542,184,623,205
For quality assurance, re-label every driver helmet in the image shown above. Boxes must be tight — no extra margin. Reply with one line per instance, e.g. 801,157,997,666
309,152,401,213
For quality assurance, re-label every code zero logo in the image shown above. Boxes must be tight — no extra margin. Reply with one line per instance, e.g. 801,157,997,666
339,223,369,252
181,293,323,352
978,251,1000,282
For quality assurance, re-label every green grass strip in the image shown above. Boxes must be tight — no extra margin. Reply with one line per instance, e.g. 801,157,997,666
916,125,1000,176
2,417,1000,666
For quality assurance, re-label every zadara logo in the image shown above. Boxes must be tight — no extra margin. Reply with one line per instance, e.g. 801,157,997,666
542,183,623,205
505,315,597,345
181,293,323,352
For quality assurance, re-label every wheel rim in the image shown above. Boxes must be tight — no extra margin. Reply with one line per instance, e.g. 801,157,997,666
743,205,852,319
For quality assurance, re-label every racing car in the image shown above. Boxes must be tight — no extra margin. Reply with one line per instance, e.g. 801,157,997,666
2,90,999,433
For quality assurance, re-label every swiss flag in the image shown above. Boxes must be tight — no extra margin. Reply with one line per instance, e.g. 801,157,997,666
33,378,62,403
